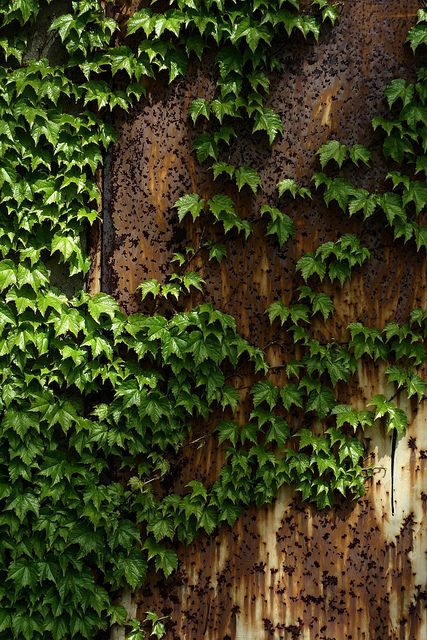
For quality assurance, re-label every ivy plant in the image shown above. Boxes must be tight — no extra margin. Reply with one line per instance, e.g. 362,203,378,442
0,1,425,639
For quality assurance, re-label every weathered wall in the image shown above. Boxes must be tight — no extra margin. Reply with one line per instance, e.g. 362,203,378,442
105,1,427,638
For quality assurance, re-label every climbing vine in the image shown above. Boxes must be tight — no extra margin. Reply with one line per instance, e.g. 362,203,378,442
0,1,425,638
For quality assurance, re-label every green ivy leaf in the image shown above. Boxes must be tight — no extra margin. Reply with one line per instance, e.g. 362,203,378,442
369,395,408,438
318,1,340,25
7,559,39,589
192,133,218,163
0,301,16,328
379,192,404,225
402,180,427,215
311,292,334,319
406,371,426,402
265,416,289,446
121,552,147,588
208,194,250,236
296,429,329,453
261,205,295,247
296,253,326,281
230,18,271,52
331,405,373,431
235,166,261,193
251,380,279,410
212,162,235,180
349,144,371,166
384,78,414,108
220,385,240,412
280,384,304,410
188,98,210,124
277,178,311,199
143,538,178,577
210,98,239,123
252,108,283,144
386,406,408,438
217,420,239,445
182,272,204,292
50,13,75,41
173,193,205,222
6,492,39,522
414,225,427,251
207,243,227,263
165,49,188,82
139,279,161,300
51,234,81,263
0,260,17,291
407,22,427,53
277,178,298,198
317,140,347,168
306,386,336,418
348,189,379,219
337,437,364,466
383,135,413,163
87,292,120,322
266,300,289,326
147,516,174,543
324,177,356,210
289,304,310,324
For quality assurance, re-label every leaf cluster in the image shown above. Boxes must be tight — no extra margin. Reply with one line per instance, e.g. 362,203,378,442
296,234,370,285
0,2,425,638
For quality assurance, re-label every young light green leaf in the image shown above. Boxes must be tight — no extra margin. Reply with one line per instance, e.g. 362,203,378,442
277,178,298,198
139,279,161,300
87,292,120,322
317,140,347,169
406,371,426,402
208,194,236,220
0,260,17,292
173,193,205,222
266,300,289,326
182,272,204,292
277,178,311,199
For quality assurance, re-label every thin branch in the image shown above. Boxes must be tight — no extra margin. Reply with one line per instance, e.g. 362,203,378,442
178,225,207,273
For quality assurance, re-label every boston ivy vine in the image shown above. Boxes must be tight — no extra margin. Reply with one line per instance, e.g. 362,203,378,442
0,1,425,638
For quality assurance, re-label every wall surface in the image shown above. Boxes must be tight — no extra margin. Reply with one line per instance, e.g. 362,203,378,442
105,2,427,638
